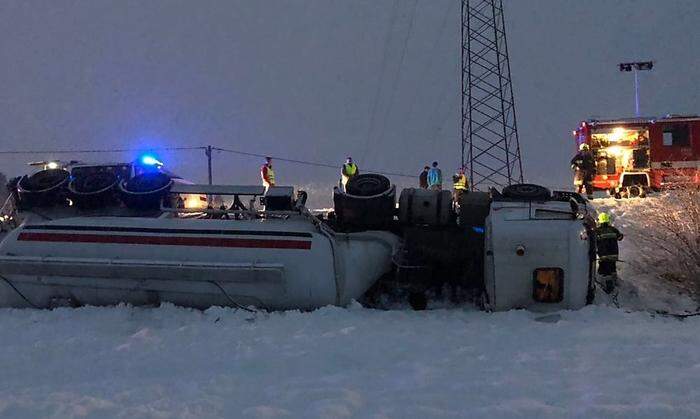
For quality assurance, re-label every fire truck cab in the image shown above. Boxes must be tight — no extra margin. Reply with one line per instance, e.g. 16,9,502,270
573,115,700,197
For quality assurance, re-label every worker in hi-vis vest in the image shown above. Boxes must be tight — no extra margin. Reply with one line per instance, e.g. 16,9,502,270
452,167,468,205
260,156,276,190
341,156,359,191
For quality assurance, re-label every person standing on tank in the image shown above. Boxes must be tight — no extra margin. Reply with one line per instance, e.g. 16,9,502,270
427,161,442,191
452,167,468,205
261,156,275,191
419,166,430,189
340,156,359,192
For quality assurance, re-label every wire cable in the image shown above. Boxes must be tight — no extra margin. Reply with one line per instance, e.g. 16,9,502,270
369,0,419,164
362,0,401,162
208,280,256,313
212,146,416,179
0,146,206,155
0,274,39,309
0,145,417,179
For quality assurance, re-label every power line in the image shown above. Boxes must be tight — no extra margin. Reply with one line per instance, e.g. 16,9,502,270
0,146,206,155
212,147,416,179
362,0,401,163
370,0,419,165
0,144,417,179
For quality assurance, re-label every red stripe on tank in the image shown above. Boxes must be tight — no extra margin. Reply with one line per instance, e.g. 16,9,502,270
17,232,312,250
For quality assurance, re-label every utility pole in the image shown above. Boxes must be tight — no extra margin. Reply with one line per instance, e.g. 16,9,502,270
461,0,523,191
619,61,654,117
205,145,213,185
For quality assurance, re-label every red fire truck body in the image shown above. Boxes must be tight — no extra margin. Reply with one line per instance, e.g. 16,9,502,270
573,115,700,194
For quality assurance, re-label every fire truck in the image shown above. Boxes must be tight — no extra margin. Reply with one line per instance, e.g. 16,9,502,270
573,115,700,197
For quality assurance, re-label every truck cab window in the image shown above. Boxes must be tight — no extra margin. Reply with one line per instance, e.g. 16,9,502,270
663,124,690,147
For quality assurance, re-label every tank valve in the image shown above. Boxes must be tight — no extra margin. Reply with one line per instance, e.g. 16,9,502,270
515,245,525,256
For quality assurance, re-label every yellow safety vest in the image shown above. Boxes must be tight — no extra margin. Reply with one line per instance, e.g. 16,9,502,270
343,163,357,177
454,174,468,190
262,164,275,186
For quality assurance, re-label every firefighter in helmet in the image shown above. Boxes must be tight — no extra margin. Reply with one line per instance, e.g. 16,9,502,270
260,156,275,190
340,156,359,191
595,212,624,293
571,143,595,198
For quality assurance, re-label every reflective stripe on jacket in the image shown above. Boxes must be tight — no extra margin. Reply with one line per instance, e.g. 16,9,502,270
454,174,468,190
342,163,358,177
261,164,275,185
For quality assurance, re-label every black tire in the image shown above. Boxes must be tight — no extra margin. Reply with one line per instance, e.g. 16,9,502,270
628,185,641,198
120,172,173,210
122,172,172,193
408,292,428,311
502,183,551,201
17,169,70,207
18,169,70,192
69,172,119,209
345,173,391,197
70,172,118,194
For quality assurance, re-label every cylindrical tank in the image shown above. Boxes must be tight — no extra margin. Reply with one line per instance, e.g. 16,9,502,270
398,188,453,226
0,215,400,310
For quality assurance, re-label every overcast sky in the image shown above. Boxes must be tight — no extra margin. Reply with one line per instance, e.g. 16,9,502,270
0,0,698,201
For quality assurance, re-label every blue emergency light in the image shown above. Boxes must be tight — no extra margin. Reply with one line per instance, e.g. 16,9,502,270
140,154,163,167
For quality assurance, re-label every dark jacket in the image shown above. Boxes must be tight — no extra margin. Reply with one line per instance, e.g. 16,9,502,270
419,170,429,188
596,224,623,260
571,151,595,173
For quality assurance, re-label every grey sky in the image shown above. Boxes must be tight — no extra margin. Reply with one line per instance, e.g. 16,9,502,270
0,0,698,202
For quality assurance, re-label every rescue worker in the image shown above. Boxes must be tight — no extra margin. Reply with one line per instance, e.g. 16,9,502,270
452,167,468,205
570,143,595,198
260,156,275,190
340,156,359,191
427,161,442,191
595,212,624,293
419,166,430,189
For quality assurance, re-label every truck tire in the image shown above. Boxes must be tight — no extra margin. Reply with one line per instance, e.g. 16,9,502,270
17,169,70,207
502,184,551,201
119,172,173,210
69,172,119,209
346,174,391,197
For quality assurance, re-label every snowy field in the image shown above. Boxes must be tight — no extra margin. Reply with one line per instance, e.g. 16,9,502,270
1,195,700,418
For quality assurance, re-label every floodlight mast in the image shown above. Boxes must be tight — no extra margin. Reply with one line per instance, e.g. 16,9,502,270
619,61,654,117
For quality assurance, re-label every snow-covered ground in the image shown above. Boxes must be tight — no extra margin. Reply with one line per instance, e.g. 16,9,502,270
1,195,700,418
1,304,700,419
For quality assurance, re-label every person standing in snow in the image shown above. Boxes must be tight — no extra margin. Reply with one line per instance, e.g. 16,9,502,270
419,166,430,189
595,212,624,293
260,156,275,191
427,161,442,191
571,143,596,198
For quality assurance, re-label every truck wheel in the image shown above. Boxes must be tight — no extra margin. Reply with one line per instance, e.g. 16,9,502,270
408,292,427,311
345,174,391,197
502,184,551,200
628,185,642,198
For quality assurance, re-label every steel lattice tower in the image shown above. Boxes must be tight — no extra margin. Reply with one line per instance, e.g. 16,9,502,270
461,0,523,190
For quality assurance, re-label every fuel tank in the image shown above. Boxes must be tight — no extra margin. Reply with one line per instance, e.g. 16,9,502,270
0,215,400,310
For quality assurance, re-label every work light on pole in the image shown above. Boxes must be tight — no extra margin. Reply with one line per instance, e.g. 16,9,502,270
619,61,654,117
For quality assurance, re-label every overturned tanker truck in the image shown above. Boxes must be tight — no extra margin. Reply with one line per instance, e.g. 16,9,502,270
0,160,597,311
